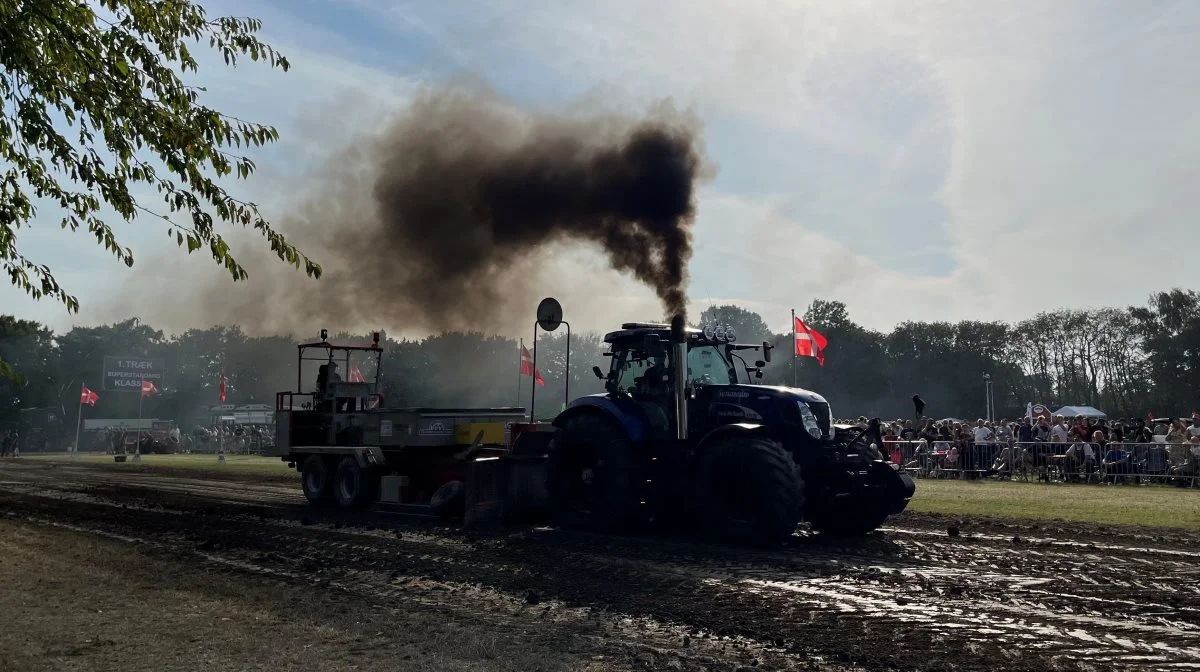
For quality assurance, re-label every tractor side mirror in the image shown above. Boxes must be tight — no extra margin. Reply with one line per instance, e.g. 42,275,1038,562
592,365,604,380
762,342,772,362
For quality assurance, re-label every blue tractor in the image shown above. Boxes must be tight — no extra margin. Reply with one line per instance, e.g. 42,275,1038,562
539,315,915,545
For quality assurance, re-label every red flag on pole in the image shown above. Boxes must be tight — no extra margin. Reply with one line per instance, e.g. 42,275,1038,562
349,364,366,383
80,385,99,407
519,341,545,386
219,375,227,402
794,316,828,366
141,380,158,398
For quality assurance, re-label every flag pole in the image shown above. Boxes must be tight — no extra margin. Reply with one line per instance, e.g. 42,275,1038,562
791,308,797,388
135,382,144,460
219,347,227,458
530,329,538,422
73,385,84,458
516,339,523,417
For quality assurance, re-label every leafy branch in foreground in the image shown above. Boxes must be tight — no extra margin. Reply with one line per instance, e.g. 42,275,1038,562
0,0,322,319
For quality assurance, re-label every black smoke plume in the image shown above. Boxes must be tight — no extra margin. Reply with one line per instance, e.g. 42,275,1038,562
145,85,712,336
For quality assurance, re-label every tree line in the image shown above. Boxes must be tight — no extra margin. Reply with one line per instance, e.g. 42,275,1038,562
1,288,1197,431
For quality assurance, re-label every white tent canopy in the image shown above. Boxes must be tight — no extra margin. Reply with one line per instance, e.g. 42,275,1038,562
1052,405,1107,419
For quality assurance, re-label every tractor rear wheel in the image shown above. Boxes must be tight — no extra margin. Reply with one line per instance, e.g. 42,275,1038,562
696,435,803,546
545,414,641,532
301,455,334,506
333,457,373,510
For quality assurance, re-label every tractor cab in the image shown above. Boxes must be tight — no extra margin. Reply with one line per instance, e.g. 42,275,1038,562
597,321,779,440
601,322,764,387
276,330,383,447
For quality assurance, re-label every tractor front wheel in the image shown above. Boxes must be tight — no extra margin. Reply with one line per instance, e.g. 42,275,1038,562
545,414,641,533
696,435,804,547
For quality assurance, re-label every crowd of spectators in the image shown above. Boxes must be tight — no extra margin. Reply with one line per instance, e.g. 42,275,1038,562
186,424,274,453
93,423,273,454
852,414,1200,486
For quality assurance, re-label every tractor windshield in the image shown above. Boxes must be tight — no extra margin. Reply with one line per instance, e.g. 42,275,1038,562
610,349,668,395
608,340,736,394
687,345,736,387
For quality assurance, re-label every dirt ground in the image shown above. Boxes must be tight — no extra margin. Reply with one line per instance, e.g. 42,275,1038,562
2,459,1199,671
0,519,630,672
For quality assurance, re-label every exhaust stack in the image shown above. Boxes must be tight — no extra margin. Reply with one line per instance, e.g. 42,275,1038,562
670,315,688,440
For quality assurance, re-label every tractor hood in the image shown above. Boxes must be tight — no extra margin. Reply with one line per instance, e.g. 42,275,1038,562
718,384,829,405
703,384,832,442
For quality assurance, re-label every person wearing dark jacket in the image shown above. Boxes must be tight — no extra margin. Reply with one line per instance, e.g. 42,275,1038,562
1130,419,1154,444
1033,418,1052,442
1109,423,1125,443
1017,419,1035,443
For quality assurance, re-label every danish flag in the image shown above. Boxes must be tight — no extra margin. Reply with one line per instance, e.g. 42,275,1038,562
519,341,545,386
80,385,99,407
141,380,158,397
219,375,227,402
794,316,828,366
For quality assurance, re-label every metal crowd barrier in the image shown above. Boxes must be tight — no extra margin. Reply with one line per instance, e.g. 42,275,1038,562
884,439,1200,487
885,440,995,480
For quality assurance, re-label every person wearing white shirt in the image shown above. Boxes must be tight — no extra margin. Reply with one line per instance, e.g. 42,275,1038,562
973,419,994,444
1050,420,1070,444
1187,418,1200,440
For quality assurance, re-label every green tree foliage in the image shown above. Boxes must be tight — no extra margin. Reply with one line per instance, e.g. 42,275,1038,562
3,290,1198,437
0,0,321,375
0,314,53,411
1131,289,1200,413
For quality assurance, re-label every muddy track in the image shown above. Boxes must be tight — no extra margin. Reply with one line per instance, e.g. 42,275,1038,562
1,461,1198,671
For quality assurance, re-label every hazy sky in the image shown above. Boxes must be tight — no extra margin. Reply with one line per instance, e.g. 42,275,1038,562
4,0,1198,337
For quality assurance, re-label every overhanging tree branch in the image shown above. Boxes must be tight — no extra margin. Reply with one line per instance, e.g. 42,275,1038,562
0,0,324,379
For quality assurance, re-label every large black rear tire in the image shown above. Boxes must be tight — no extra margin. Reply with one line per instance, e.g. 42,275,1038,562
696,435,803,546
545,414,641,532
301,455,334,506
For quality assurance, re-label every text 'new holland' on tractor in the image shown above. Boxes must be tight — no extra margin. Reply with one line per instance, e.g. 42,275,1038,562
531,313,915,545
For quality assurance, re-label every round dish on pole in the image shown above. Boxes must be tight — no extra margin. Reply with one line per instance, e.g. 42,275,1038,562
536,297,563,332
